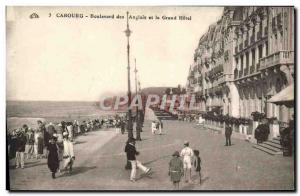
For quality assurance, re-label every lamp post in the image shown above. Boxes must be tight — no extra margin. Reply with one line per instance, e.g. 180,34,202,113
134,59,142,141
124,11,133,139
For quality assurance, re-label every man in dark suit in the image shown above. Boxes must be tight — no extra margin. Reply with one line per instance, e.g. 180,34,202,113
124,137,151,182
225,122,232,146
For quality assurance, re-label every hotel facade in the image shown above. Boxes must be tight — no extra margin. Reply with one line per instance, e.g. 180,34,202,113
186,6,294,141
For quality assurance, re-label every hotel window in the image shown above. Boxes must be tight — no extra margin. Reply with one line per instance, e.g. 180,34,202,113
251,49,256,66
259,21,263,33
265,41,269,56
235,57,239,69
240,55,244,70
258,45,263,59
246,52,249,67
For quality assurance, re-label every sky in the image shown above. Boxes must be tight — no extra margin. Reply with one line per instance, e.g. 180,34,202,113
6,6,223,101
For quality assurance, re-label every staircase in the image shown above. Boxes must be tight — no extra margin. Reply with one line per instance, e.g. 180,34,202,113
253,136,283,155
151,107,178,120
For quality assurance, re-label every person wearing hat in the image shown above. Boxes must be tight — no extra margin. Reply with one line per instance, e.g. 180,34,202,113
168,151,184,190
62,132,75,173
37,120,47,158
47,134,59,179
15,128,27,169
180,141,194,183
124,137,151,182
47,122,57,138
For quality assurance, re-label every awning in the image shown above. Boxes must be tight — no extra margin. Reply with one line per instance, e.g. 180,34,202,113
268,84,294,106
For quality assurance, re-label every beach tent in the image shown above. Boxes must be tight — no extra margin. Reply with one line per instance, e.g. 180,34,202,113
268,84,294,107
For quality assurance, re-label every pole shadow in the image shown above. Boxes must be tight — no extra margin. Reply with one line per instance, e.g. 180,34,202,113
143,154,171,165
136,171,154,181
59,166,97,177
74,140,87,145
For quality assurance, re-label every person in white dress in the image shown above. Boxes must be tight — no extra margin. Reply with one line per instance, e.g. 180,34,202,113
180,141,194,183
62,132,75,173
151,121,157,134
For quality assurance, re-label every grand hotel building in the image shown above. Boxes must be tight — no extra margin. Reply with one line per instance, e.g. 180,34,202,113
186,6,294,140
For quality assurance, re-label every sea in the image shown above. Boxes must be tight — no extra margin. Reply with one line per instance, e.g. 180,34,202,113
6,101,125,131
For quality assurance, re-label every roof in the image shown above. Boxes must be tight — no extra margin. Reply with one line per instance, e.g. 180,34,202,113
268,84,294,106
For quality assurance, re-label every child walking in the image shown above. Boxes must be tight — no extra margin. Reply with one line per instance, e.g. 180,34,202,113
193,150,202,184
168,151,184,190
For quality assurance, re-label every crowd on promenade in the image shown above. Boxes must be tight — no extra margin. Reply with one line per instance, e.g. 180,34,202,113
7,115,127,179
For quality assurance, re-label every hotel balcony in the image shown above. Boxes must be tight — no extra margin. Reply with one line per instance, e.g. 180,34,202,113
260,50,294,70
217,74,233,84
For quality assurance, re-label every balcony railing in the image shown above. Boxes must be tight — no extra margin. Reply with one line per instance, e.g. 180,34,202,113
260,50,294,70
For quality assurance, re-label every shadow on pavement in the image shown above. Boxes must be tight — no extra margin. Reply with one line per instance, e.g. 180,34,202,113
202,176,209,183
59,166,97,177
181,182,195,190
24,162,47,169
74,140,86,145
136,171,154,181
143,154,171,165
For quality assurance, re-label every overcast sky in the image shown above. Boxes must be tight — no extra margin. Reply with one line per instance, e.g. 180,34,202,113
7,6,223,101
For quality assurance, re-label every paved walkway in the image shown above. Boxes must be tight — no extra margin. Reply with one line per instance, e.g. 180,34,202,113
8,121,294,190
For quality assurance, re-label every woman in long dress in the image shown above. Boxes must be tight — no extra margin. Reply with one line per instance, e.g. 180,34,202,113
169,151,184,190
56,124,64,172
47,135,59,179
63,132,75,173
34,129,43,159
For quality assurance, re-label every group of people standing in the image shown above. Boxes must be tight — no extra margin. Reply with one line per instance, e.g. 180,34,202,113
168,141,201,189
8,120,81,179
